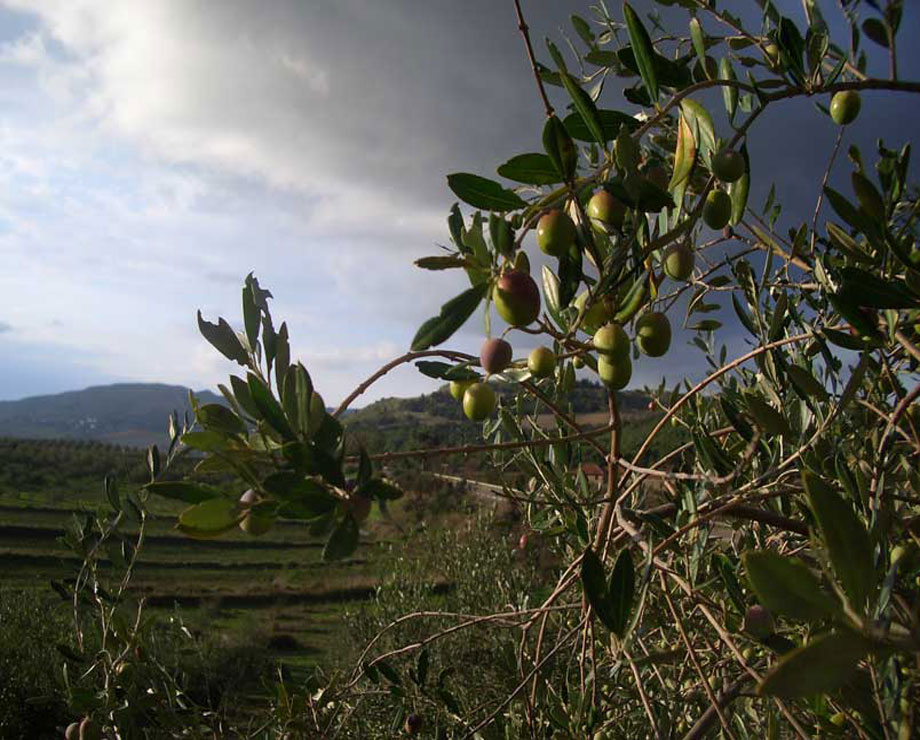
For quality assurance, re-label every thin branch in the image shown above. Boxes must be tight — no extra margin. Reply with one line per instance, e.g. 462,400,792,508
334,349,475,417
512,0,554,118
810,126,845,255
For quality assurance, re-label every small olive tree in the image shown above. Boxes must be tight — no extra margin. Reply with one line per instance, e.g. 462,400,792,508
60,0,920,737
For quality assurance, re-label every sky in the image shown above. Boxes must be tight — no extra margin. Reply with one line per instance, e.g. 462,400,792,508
0,1,917,405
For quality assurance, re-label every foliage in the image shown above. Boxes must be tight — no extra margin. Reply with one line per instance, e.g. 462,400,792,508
0,438,151,498
0,589,72,738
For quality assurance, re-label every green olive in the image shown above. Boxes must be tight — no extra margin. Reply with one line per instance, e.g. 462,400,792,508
711,148,745,183
463,383,496,421
636,312,672,357
536,209,577,257
449,379,475,401
702,189,732,230
587,189,626,232
662,243,695,281
238,490,274,536
593,323,630,357
574,291,611,334
597,353,632,390
527,346,557,378
830,90,861,126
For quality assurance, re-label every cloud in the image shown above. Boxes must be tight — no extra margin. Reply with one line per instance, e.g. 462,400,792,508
0,0,543,245
0,320,12,333
0,0,571,404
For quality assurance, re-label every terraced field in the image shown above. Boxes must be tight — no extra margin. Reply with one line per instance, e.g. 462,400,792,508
0,491,404,678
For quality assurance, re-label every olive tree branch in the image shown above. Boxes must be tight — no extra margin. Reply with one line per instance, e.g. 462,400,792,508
334,349,476,417
511,0,554,119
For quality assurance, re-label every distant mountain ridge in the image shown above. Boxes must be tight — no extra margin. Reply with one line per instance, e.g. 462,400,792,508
0,380,650,450
0,383,223,448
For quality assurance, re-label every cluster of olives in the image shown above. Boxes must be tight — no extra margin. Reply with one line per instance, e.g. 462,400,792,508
452,334,558,422
452,87,861,423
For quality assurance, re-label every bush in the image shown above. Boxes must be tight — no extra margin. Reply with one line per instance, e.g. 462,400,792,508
0,589,72,739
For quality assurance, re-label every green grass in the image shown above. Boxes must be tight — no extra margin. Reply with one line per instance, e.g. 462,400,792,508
0,473,433,683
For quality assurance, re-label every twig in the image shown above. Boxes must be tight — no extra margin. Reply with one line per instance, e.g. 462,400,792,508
810,127,845,255
511,0,554,118
334,349,475,417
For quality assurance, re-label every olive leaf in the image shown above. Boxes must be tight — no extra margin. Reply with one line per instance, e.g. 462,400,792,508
802,471,875,611
411,283,489,351
177,498,241,539
542,115,577,181
145,481,224,505
497,153,563,186
323,513,360,561
743,551,839,621
623,2,658,102
563,109,639,142
758,632,870,697
197,311,249,366
446,173,527,212
669,113,696,190
729,143,750,225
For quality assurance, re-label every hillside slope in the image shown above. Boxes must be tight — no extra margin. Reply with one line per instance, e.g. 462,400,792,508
345,380,651,455
0,384,223,447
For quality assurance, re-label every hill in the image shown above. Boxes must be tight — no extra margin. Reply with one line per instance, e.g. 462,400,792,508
345,380,651,457
0,380,652,453
0,383,223,448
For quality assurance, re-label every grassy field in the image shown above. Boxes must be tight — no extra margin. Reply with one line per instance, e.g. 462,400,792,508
0,483,413,684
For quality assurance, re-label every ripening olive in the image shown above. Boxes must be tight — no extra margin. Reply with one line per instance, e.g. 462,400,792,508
493,270,541,327
404,713,423,735
480,338,513,375
744,605,775,639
